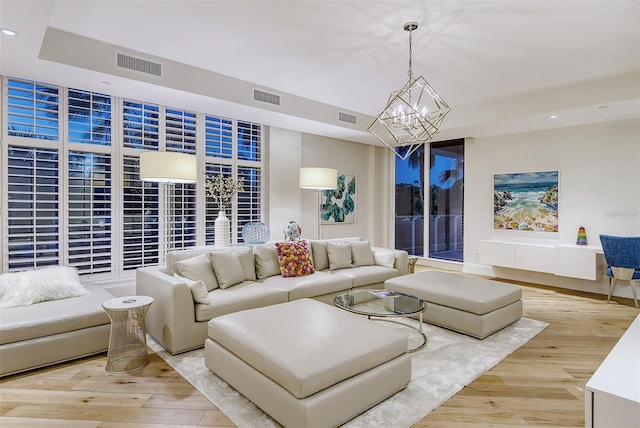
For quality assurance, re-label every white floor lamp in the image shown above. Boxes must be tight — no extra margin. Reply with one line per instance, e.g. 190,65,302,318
139,151,197,264
299,167,337,239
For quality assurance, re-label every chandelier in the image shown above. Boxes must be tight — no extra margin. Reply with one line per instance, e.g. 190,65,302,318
368,22,451,160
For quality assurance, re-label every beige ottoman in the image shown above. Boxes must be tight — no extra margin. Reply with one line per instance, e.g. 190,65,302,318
204,298,411,428
385,271,522,339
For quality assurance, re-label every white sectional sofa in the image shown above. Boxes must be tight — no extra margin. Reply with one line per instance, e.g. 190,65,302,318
0,282,115,377
137,238,408,355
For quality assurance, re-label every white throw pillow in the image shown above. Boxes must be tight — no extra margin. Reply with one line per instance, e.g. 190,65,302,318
327,242,353,271
311,241,329,271
175,254,219,291
254,244,281,279
0,266,89,308
351,241,375,267
374,251,396,269
209,252,245,289
234,247,257,281
174,273,210,305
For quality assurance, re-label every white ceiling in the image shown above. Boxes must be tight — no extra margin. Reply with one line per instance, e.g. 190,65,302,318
1,0,639,145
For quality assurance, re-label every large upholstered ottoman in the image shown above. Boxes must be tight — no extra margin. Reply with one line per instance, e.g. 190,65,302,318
385,271,522,339
204,298,411,427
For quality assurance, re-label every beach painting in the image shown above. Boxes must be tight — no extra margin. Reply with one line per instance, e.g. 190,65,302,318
493,171,558,232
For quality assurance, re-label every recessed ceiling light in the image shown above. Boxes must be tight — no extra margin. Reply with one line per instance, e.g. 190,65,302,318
549,115,558,119
1,28,18,36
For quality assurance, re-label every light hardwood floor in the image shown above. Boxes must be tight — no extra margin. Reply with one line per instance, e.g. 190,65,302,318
1,275,638,427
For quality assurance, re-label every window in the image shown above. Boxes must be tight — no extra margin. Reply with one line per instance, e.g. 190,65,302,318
2,76,264,278
204,163,233,245
394,139,464,261
428,139,464,261
122,156,160,270
6,146,60,270
165,108,197,154
236,165,262,241
68,88,111,145
395,145,425,256
7,77,59,140
205,115,233,158
123,99,159,150
68,151,112,274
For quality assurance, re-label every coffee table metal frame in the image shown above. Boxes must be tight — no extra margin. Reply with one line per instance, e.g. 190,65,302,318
334,289,427,353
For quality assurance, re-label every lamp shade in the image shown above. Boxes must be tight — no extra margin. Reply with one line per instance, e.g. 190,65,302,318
139,151,197,183
299,167,338,190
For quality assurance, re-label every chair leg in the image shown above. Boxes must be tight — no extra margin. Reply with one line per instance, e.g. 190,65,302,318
632,280,639,308
607,277,616,304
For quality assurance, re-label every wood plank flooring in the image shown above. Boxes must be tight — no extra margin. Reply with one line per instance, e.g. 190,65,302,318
1,274,638,427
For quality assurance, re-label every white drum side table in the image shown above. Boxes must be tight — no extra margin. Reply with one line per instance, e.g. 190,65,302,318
102,295,153,373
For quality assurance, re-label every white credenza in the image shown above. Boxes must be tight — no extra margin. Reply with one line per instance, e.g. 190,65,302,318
478,239,604,280
585,314,640,427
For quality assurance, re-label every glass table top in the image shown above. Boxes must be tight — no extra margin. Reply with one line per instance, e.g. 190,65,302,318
334,289,425,317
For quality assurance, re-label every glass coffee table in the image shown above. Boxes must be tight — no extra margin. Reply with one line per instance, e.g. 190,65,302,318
334,289,427,352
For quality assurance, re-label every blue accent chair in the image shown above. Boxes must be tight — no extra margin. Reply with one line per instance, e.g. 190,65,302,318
599,234,640,308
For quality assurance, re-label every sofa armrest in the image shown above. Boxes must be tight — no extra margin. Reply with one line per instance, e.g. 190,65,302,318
371,247,409,276
136,266,197,354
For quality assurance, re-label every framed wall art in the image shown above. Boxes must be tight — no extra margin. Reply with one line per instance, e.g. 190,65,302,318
493,170,558,232
320,173,356,223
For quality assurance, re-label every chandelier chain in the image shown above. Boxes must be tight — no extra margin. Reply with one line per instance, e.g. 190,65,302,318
408,26,413,81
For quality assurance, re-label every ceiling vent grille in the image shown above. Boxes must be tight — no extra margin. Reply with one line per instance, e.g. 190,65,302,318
116,53,162,77
338,112,357,124
253,89,281,106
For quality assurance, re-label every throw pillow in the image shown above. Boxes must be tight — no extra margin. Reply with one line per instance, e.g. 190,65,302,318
254,244,281,279
351,241,375,267
311,241,329,271
327,242,353,270
209,252,245,289
175,254,219,291
0,266,89,308
374,250,396,269
234,247,257,281
275,240,315,278
174,274,210,305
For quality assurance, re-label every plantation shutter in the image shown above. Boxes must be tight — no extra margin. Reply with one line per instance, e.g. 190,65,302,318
6,146,60,270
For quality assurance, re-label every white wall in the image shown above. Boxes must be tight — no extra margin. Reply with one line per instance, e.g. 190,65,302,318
464,118,640,298
266,130,391,246
267,127,302,242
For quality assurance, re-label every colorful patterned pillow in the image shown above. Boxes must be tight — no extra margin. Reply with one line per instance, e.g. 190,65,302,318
275,240,315,278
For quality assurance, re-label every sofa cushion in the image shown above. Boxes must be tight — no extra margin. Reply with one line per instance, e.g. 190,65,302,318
209,252,245,289
0,266,89,309
275,241,314,278
175,254,219,291
209,246,256,281
175,274,210,305
194,281,289,322
332,265,400,287
310,241,329,271
351,241,375,267
166,248,211,276
327,242,352,270
260,271,351,300
0,284,112,345
374,250,396,268
254,244,281,279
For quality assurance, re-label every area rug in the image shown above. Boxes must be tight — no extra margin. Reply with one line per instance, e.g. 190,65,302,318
149,317,548,427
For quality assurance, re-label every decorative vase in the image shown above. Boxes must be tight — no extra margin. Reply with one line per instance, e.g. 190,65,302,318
215,210,231,247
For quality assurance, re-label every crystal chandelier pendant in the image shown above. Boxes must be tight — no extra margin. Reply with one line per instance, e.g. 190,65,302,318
368,22,451,160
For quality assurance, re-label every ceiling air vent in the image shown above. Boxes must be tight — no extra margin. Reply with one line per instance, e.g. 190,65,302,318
116,53,162,77
338,112,357,124
253,89,281,106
